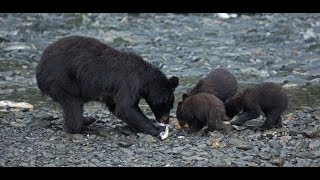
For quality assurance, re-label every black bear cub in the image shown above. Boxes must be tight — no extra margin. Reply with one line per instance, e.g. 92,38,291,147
36,36,179,139
224,82,288,130
176,93,227,132
185,68,238,103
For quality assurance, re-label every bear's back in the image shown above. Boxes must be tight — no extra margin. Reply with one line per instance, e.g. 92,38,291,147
189,68,238,102
182,93,224,113
244,82,288,111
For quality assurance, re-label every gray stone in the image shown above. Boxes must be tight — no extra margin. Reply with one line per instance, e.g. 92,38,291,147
91,158,100,164
258,152,271,160
118,140,133,148
269,140,282,149
271,156,285,167
72,134,83,139
229,138,251,150
10,122,26,128
34,141,52,147
182,155,207,161
55,143,66,149
181,151,195,157
142,135,157,143
313,150,320,158
270,149,281,156
296,158,311,167
233,160,247,167
303,125,320,138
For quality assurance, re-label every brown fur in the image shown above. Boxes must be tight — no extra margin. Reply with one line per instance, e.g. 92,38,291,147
176,93,227,132
186,68,238,102
225,82,288,130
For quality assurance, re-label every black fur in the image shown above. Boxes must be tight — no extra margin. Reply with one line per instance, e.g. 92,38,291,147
224,82,288,130
176,93,227,132
186,68,238,102
36,36,179,137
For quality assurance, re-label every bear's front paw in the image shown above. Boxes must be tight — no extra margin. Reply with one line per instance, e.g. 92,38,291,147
230,120,243,126
83,117,96,126
259,124,272,131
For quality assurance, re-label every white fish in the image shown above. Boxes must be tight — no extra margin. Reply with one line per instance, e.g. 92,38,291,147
159,123,170,140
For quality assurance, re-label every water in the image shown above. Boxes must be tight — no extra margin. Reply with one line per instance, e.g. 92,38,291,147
0,13,320,113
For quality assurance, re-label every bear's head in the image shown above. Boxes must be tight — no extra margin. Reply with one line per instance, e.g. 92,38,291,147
224,93,244,119
176,101,186,127
146,76,179,124
176,93,189,127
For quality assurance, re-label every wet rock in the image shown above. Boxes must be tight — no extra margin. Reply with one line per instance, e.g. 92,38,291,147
279,136,291,146
118,140,133,148
312,112,320,121
55,143,66,149
10,121,26,128
308,140,320,150
90,158,100,164
31,120,51,129
270,149,281,156
264,75,308,86
72,134,83,139
182,155,206,161
271,156,285,167
296,151,314,159
303,125,320,138
296,158,311,167
233,160,247,167
99,130,116,138
258,152,271,160
247,161,259,167
296,140,309,151
269,140,282,149
223,158,233,166
181,151,194,157
34,141,52,147
312,150,320,158
33,114,59,121
139,134,157,143
229,138,251,150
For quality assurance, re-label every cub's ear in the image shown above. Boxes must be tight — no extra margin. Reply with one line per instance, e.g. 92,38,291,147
182,93,188,101
169,76,179,88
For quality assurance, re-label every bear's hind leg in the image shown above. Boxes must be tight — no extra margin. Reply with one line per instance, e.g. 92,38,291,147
207,111,227,132
82,117,96,126
106,99,116,113
188,118,205,133
231,109,261,126
273,116,283,128
60,98,85,134
79,104,96,126
260,110,282,130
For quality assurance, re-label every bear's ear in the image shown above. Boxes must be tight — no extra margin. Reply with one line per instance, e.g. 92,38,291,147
182,93,188,101
169,76,179,88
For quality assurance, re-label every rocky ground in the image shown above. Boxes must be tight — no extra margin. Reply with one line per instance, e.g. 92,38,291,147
1,13,320,167
1,105,320,167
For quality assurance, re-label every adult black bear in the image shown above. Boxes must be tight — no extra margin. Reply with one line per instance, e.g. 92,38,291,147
185,68,238,102
224,82,288,130
36,36,179,139
176,93,227,132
